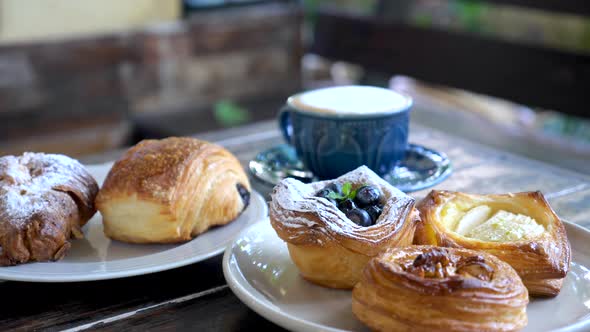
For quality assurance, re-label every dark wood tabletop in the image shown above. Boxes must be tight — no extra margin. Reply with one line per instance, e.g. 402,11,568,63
1,120,589,331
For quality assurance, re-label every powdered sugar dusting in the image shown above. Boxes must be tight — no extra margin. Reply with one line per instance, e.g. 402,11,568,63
270,166,416,252
0,152,96,229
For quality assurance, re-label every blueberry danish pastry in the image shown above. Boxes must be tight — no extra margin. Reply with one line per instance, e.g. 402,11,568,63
270,166,420,289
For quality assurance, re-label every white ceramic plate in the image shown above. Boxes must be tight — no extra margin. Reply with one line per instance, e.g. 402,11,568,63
223,220,590,332
0,163,268,282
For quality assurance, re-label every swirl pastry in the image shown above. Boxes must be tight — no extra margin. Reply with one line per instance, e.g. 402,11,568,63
96,137,251,243
352,246,529,332
415,190,571,297
0,153,98,265
269,166,420,289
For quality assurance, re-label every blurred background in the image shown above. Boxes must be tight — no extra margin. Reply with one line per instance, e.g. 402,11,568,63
0,0,588,173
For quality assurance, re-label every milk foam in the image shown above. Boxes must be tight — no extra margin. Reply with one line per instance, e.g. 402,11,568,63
289,86,409,115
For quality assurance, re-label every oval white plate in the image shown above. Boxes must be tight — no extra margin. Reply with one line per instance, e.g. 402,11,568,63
223,220,590,332
0,162,268,282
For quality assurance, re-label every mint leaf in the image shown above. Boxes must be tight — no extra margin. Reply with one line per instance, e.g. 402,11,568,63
324,182,357,201
327,191,345,200
342,182,352,197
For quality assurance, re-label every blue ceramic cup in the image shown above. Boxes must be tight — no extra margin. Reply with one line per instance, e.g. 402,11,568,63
279,85,412,179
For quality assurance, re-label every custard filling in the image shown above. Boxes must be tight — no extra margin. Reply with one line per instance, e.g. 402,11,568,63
444,204,545,242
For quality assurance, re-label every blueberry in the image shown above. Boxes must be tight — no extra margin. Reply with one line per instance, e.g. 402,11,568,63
236,183,250,208
324,182,342,195
338,199,356,213
346,208,373,227
365,205,382,223
355,186,382,207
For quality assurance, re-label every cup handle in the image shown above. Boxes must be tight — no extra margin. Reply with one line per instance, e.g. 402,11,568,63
278,106,293,144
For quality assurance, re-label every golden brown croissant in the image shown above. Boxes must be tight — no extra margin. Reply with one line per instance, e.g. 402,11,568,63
96,137,251,244
352,245,529,332
0,153,98,265
269,166,420,289
415,190,571,297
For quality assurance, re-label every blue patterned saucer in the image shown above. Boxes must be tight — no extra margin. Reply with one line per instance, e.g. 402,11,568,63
249,144,452,192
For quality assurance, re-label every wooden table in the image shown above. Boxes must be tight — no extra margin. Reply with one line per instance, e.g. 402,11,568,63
2,120,589,331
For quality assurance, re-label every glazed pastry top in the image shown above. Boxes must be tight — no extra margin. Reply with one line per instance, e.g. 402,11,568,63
376,246,528,296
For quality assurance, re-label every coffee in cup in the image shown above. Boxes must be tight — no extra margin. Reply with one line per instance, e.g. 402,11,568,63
279,85,412,179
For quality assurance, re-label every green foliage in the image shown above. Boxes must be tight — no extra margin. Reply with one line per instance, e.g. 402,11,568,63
213,100,251,127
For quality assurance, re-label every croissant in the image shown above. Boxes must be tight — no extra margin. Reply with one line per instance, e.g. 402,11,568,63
96,137,251,244
415,190,571,297
352,245,529,332
269,166,420,289
0,153,98,265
